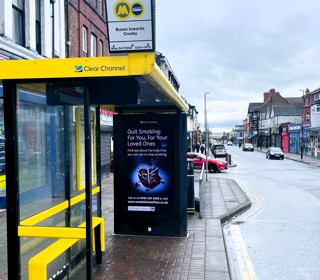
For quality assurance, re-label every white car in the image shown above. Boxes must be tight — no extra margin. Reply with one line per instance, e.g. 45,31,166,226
242,143,254,151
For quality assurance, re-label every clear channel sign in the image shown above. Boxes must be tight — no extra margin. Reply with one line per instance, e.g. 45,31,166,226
106,0,155,53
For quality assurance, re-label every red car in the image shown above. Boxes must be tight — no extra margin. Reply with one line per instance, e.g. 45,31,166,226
187,152,228,173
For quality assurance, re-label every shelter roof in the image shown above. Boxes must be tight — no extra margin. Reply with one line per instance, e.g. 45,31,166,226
0,52,188,112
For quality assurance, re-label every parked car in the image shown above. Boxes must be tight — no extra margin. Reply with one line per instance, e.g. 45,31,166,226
227,141,233,146
266,147,284,160
211,144,227,158
187,152,228,173
242,143,254,151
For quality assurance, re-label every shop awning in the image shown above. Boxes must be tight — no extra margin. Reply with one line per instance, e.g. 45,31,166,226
0,52,188,112
250,132,257,138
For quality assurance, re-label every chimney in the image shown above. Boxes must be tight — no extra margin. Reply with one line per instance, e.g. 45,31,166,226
264,88,277,102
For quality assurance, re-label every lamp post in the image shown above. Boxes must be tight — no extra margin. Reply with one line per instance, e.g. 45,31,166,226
204,92,210,181
299,89,305,159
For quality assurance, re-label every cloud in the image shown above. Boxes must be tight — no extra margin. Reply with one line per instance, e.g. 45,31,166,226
156,0,320,132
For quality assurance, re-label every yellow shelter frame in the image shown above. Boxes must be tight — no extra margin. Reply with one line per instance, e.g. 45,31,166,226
0,52,188,280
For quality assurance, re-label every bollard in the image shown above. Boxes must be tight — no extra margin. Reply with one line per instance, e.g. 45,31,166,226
228,154,232,165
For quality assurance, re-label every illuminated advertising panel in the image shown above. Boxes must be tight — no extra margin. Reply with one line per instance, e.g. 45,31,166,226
122,115,174,215
114,113,187,237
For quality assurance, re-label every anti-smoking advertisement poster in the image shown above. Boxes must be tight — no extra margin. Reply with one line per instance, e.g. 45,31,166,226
116,114,175,215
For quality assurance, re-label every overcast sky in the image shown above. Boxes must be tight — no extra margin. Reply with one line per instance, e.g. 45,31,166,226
155,0,320,133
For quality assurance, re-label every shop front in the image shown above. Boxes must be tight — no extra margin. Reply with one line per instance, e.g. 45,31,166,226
264,128,271,148
309,128,320,157
288,123,302,154
271,126,281,147
302,122,311,155
281,127,289,152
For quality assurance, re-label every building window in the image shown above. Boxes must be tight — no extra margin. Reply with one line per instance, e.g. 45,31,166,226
316,105,320,113
12,0,25,46
35,0,41,54
98,40,103,56
82,27,88,57
306,111,310,121
98,0,103,15
90,34,97,57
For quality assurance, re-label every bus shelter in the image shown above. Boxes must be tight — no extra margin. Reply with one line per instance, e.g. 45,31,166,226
0,52,188,279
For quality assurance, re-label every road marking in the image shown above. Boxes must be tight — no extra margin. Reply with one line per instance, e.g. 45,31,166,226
252,219,290,223
230,225,256,280
236,180,266,220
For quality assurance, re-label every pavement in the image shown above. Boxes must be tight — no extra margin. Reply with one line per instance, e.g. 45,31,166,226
94,169,251,279
93,149,320,280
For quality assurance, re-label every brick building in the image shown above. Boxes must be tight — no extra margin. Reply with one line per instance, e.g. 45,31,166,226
66,0,109,58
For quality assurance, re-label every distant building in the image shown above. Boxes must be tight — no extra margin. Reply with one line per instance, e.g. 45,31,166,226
246,88,303,150
230,125,243,145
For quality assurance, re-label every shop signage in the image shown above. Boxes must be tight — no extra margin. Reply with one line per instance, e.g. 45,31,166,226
288,124,301,132
100,109,115,126
106,0,155,53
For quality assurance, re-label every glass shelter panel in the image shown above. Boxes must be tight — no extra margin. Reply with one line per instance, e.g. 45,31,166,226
14,83,98,280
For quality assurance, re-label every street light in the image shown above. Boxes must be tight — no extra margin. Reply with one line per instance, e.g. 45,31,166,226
299,89,305,159
204,92,210,181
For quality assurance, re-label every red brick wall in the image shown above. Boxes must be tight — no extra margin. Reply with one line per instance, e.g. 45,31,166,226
67,0,109,58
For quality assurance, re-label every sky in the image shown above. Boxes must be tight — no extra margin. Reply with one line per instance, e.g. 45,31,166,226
155,0,320,133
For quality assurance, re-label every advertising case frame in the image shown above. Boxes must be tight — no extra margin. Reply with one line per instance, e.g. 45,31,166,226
114,112,187,237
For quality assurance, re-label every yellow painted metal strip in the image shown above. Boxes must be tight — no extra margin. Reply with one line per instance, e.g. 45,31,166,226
20,201,69,226
128,52,154,75
70,186,100,206
0,175,5,189
70,192,86,206
20,186,100,226
0,56,130,80
28,238,78,280
92,186,100,196
27,217,105,279
75,108,83,190
18,226,86,239
79,216,105,251
97,217,105,251
145,64,188,112
0,53,155,81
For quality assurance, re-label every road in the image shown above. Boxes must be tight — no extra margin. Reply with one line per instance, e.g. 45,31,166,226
209,145,320,280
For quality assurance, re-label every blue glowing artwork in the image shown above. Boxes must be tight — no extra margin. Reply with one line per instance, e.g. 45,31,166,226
130,159,169,194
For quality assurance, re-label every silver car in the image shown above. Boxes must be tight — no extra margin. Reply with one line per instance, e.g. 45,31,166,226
242,143,254,151
211,144,227,158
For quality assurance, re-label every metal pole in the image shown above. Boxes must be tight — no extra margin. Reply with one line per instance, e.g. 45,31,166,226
204,92,209,181
299,89,305,160
84,85,93,279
